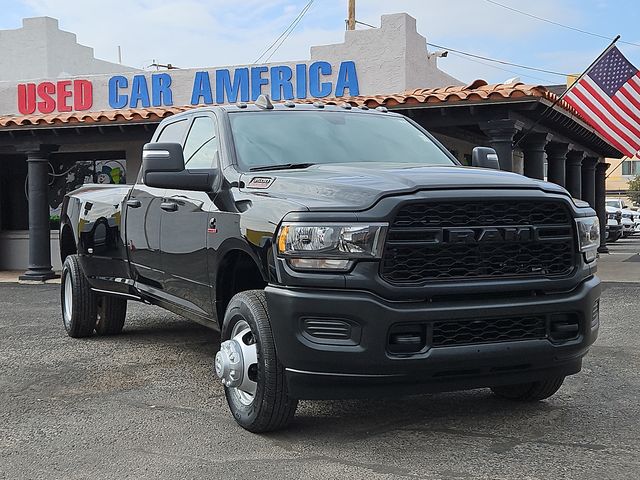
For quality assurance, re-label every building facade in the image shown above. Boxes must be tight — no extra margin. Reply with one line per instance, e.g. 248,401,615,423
605,155,639,204
0,13,623,279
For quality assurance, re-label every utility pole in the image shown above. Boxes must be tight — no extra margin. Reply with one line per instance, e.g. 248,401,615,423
347,0,355,30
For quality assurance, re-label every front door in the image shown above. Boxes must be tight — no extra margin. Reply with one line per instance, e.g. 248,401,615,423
160,115,219,317
126,116,190,294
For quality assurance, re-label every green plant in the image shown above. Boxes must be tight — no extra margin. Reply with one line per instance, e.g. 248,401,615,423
627,175,640,206
49,215,61,230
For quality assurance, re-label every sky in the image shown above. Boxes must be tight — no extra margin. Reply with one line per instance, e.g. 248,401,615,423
1,0,639,86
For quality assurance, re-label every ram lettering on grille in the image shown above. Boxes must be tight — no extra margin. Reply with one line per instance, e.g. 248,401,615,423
381,200,576,284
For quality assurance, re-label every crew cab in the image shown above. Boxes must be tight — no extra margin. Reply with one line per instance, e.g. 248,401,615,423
59,96,602,432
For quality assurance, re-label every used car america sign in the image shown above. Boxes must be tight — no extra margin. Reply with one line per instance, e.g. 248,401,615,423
16,61,359,115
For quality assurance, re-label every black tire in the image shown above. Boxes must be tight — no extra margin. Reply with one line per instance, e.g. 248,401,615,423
95,295,127,335
221,290,298,433
61,254,97,338
490,376,565,401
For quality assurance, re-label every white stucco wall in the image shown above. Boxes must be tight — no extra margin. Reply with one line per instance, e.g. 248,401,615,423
311,13,462,93
0,16,137,82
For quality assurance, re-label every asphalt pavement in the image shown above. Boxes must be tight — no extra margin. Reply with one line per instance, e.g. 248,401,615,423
1,241,639,480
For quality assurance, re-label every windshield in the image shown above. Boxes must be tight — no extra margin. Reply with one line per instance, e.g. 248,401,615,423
606,200,623,208
228,110,456,171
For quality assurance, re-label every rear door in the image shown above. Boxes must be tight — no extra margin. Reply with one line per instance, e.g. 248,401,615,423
126,118,189,292
160,114,219,317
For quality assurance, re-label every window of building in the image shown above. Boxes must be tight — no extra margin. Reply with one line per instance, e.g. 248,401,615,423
621,159,640,176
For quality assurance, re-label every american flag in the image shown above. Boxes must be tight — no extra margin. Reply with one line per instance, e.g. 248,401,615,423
564,46,640,157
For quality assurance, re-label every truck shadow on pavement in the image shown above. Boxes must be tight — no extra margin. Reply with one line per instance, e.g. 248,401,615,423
111,308,572,442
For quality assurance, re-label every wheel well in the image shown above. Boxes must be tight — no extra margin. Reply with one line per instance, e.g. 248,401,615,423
60,224,77,262
216,250,267,324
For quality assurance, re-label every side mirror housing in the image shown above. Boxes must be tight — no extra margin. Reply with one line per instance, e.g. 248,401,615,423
472,147,501,170
142,142,217,192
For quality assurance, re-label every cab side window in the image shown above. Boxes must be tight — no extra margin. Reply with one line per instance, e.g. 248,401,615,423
156,118,188,143
183,116,219,169
138,118,189,184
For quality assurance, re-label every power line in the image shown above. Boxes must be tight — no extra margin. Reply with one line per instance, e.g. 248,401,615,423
264,1,314,63
350,18,569,80
483,0,640,48
253,0,314,64
427,42,570,76
447,51,559,84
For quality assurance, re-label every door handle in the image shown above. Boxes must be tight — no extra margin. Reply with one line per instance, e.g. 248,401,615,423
160,202,178,212
126,199,141,208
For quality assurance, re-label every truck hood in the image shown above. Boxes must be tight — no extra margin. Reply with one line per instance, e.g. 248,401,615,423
240,163,570,211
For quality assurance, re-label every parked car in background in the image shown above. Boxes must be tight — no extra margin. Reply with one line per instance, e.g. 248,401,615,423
606,198,635,237
606,206,623,242
621,208,638,236
606,198,626,210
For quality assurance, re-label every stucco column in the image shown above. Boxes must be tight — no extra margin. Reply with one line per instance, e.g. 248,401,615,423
565,150,585,199
595,162,610,254
480,120,523,172
521,133,551,180
545,142,570,187
581,156,598,208
19,148,59,282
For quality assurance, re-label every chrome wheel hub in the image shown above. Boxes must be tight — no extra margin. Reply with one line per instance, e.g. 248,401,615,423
215,339,244,388
215,320,258,406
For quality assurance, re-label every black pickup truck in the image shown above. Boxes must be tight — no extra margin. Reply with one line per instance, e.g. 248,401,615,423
60,95,602,432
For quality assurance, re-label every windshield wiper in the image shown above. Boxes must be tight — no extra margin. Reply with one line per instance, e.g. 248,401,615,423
249,163,315,172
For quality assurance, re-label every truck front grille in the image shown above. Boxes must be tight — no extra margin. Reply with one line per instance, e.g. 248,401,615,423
381,199,576,284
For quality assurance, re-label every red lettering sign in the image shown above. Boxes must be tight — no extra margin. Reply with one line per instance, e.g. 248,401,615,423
17,79,94,115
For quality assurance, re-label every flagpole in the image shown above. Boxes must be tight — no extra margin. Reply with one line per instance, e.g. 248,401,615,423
513,34,621,149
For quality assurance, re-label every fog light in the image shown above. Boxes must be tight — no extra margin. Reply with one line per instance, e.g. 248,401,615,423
388,324,426,354
549,313,580,342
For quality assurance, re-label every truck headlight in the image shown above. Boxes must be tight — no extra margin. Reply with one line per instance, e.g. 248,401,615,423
276,223,388,271
576,217,600,263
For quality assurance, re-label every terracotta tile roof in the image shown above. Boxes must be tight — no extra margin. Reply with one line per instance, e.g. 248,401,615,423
0,106,194,128
320,80,580,116
0,80,576,129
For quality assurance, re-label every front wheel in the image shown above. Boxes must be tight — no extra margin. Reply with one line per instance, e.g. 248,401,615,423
490,376,565,401
216,290,298,432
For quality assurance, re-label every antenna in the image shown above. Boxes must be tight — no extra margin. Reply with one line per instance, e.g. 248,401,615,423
255,94,274,110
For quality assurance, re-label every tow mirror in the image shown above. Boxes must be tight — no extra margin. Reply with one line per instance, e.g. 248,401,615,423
472,147,501,170
142,142,217,192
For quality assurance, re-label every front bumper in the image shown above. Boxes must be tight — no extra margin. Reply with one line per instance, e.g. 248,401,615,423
266,276,601,399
